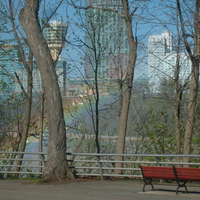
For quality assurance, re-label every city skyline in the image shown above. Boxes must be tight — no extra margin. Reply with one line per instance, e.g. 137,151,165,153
0,20,68,96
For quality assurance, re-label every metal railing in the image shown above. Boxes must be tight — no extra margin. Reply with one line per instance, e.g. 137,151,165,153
0,151,46,177
1,151,200,179
69,153,200,179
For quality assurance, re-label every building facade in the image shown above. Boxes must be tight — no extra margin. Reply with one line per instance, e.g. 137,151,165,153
0,46,22,94
148,31,191,91
84,0,129,79
45,20,68,61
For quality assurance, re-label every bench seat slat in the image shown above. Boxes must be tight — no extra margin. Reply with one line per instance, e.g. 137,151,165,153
178,177,200,181
144,174,175,179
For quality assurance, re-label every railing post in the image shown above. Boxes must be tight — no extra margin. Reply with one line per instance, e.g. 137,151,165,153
41,154,46,170
155,156,162,183
155,157,161,166
96,155,103,181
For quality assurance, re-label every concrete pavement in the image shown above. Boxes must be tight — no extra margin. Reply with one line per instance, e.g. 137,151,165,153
0,179,200,200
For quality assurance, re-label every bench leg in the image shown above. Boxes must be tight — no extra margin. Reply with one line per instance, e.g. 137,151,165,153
142,178,155,192
176,181,188,195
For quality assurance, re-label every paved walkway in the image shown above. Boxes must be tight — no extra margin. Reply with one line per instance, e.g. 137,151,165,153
0,179,200,200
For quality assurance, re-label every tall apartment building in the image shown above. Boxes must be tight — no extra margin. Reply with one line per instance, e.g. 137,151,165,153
45,20,68,61
0,46,22,94
148,31,191,91
84,0,129,79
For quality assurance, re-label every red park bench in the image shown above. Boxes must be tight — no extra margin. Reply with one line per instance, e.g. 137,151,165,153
140,165,200,194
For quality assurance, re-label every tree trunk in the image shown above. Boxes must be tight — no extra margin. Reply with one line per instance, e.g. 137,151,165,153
13,51,33,177
9,0,33,176
173,28,184,156
19,0,74,181
174,89,182,155
38,93,44,173
183,63,199,160
177,0,200,163
115,0,137,174
183,0,200,163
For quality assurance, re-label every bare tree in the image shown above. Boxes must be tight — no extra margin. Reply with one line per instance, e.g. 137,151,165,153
177,0,200,162
173,29,188,155
0,0,34,174
19,0,74,181
115,0,137,174
71,0,138,175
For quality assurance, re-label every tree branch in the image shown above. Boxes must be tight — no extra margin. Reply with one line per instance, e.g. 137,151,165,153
0,64,28,98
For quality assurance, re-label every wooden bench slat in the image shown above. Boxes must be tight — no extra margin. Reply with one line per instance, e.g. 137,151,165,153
141,166,175,180
141,166,172,170
144,174,175,179
176,167,200,173
178,177,200,181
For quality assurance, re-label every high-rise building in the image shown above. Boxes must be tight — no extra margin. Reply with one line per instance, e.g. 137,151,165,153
84,0,129,79
44,20,68,95
45,20,68,61
148,31,191,91
0,46,22,94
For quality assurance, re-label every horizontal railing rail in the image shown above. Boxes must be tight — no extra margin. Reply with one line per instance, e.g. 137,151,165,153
1,151,200,179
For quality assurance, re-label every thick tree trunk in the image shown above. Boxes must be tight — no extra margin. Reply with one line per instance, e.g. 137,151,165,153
115,0,137,174
19,0,74,181
183,65,199,161
182,0,200,163
177,0,200,163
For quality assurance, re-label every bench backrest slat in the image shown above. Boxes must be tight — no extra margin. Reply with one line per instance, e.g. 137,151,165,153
140,166,176,180
175,167,200,181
